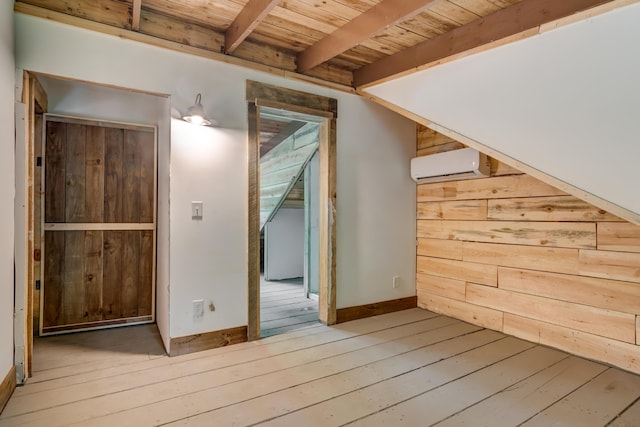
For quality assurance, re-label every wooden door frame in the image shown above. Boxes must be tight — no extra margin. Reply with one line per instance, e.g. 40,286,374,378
246,81,337,341
15,71,48,384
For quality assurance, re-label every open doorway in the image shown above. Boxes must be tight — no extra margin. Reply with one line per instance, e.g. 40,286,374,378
259,113,320,337
14,72,168,384
246,81,337,341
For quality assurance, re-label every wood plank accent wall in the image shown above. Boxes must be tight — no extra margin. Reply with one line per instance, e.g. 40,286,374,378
259,123,318,228
415,126,640,374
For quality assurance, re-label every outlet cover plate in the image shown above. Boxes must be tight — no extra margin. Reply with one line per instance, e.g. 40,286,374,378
193,299,204,318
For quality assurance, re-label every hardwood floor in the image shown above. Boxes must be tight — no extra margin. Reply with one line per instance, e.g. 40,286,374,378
2,309,640,426
260,276,319,338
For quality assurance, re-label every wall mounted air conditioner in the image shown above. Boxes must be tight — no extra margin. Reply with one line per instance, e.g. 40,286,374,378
411,147,490,183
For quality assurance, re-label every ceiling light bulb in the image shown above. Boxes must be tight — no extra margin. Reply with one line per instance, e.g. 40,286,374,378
183,93,212,126
189,115,205,126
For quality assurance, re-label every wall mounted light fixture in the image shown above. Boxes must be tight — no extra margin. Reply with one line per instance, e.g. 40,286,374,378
183,93,212,126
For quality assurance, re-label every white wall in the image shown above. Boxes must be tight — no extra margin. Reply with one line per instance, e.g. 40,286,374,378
37,77,172,350
265,208,305,281
365,3,640,220
336,97,417,308
39,77,168,125
169,121,248,337
15,13,416,339
0,1,15,381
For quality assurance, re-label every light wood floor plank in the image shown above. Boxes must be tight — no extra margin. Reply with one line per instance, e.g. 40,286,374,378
259,278,318,336
261,321,322,338
9,311,431,401
260,298,313,309
24,308,429,390
1,312,445,425
12,323,326,396
520,368,640,427
434,356,608,427
260,312,318,329
31,333,166,372
609,397,640,426
260,290,305,300
166,328,503,426
260,337,542,426
261,303,317,320
344,345,568,427
10,311,426,397
3,308,640,427
260,299,316,313
86,320,480,427
260,295,306,305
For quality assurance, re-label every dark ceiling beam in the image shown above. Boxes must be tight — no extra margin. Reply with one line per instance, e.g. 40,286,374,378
354,0,615,88
225,0,281,54
296,0,436,73
131,0,142,31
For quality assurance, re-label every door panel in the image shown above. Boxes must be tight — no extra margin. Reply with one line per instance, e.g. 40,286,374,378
45,121,66,223
138,230,154,316
62,230,84,325
43,231,64,327
85,127,105,223
42,117,156,334
83,229,103,322
105,128,124,223
121,230,140,318
102,230,123,320
64,124,86,223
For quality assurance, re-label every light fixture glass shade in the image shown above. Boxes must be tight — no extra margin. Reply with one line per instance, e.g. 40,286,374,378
183,93,212,126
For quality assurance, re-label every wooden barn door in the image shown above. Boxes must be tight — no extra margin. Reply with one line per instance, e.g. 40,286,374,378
41,116,156,334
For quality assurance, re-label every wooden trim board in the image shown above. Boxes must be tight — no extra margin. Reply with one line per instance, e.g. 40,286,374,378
336,297,418,324
247,102,260,342
169,326,248,357
246,80,339,117
41,316,154,336
318,119,337,326
44,223,155,231
45,113,155,132
0,366,16,415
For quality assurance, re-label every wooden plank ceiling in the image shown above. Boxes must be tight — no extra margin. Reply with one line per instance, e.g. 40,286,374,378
15,0,617,89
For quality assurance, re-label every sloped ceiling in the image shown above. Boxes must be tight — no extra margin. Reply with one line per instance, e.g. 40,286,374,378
363,2,640,224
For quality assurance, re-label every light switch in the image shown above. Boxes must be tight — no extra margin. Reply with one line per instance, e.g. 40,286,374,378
192,201,203,220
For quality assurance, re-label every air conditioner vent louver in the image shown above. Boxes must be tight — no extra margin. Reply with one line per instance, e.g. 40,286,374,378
411,148,490,183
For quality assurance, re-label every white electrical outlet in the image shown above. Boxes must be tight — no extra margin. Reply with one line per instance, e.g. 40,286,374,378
393,276,400,289
193,299,204,318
